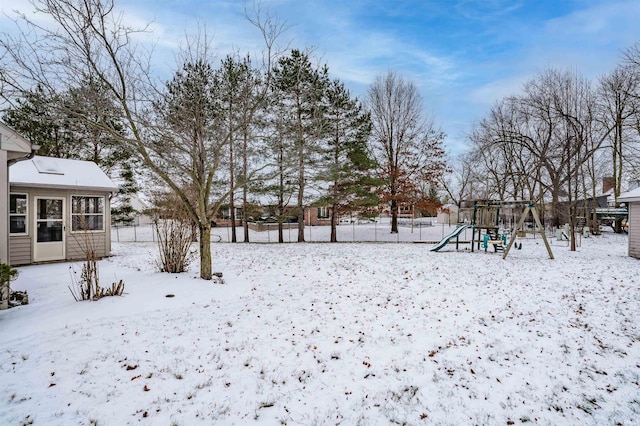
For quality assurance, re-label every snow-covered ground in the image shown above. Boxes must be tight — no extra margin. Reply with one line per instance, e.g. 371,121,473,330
1,225,639,425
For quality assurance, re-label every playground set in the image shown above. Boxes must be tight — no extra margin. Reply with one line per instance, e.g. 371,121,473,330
430,200,554,260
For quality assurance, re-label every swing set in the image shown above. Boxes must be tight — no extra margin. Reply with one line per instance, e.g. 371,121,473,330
470,200,554,260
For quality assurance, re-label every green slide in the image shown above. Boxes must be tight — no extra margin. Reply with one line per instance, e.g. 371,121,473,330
430,224,471,252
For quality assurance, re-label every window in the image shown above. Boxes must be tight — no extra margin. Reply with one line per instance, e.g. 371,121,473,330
72,196,105,232
9,193,28,234
317,207,330,219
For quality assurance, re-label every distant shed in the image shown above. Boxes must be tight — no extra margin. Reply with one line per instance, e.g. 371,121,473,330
618,187,640,259
9,156,118,265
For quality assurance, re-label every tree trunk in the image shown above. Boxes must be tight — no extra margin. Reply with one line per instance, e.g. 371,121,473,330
330,204,338,242
242,134,250,243
230,195,237,243
391,198,399,233
243,189,250,242
199,224,212,280
297,205,305,242
229,133,237,243
614,218,623,234
297,154,305,242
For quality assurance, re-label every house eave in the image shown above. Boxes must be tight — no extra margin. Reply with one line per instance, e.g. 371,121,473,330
10,182,118,193
1,122,32,154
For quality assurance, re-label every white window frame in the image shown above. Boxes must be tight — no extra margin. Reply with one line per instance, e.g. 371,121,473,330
317,206,330,219
9,193,28,235
71,195,106,233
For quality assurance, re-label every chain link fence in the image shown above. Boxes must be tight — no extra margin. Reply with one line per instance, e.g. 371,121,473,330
111,217,469,244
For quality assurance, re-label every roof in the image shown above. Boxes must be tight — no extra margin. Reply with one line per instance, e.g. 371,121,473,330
9,156,118,192
0,121,32,154
618,187,640,203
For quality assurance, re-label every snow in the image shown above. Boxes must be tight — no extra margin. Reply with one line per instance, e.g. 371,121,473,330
1,224,639,425
619,186,640,202
9,156,117,191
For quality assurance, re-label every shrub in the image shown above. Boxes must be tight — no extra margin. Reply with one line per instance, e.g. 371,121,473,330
68,223,124,301
0,263,19,310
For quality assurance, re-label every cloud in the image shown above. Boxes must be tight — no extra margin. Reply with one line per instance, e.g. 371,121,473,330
454,0,523,21
527,1,640,78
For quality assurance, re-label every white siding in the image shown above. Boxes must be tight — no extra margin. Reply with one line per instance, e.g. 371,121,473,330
629,203,640,259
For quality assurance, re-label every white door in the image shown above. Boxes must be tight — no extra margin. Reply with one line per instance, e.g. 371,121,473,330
33,197,65,262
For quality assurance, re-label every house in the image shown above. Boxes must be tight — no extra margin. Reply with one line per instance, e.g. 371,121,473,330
437,203,459,225
305,206,332,226
8,156,118,265
618,186,640,259
1,122,36,265
111,192,154,226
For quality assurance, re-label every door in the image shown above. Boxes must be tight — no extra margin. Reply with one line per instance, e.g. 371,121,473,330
33,197,65,262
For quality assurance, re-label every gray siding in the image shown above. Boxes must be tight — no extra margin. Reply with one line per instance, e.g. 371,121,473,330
66,232,108,260
629,203,640,259
7,185,113,265
9,235,31,266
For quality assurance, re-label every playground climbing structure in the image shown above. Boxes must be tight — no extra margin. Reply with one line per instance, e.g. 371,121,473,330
431,199,553,260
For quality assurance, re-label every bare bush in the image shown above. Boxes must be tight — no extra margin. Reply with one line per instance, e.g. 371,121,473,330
155,217,195,273
68,221,124,301
68,249,125,301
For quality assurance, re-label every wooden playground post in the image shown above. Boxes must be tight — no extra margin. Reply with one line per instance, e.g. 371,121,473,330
502,202,554,260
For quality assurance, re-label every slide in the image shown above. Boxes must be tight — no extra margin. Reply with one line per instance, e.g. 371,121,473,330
430,224,472,252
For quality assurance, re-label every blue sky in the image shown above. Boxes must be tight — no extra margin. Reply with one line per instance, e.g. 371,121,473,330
3,0,640,154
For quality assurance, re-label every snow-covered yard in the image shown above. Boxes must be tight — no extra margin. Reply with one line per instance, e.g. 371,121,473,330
1,228,639,425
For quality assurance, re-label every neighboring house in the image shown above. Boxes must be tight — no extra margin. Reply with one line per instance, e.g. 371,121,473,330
216,206,244,227
437,203,459,225
305,206,332,226
129,194,154,225
1,122,36,265
9,156,118,265
619,187,640,259
111,192,154,226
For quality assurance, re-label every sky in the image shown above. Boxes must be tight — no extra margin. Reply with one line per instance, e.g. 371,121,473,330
2,0,640,155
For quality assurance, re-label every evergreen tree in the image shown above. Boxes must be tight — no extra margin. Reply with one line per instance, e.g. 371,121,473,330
317,79,378,242
261,110,298,243
2,85,76,157
3,80,139,224
272,49,329,242
217,55,261,242
155,58,224,279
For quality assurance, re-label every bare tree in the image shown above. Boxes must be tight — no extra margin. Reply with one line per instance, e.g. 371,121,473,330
440,152,477,222
367,71,446,233
0,0,285,279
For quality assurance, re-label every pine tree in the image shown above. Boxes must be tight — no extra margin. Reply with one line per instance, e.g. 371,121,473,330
318,79,378,242
217,55,262,242
3,86,77,157
3,80,138,224
272,49,329,242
